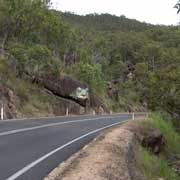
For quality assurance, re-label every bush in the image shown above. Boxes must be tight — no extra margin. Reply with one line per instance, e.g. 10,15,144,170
149,113,180,155
137,114,180,180
8,43,62,76
137,147,179,180
66,62,106,95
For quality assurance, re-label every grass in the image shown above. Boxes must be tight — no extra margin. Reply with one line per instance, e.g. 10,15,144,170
137,113,180,180
19,84,54,117
0,59,53,117
148,113,180,155
137,147,179,180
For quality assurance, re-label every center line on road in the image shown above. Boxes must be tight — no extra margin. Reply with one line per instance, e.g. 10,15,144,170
6,120,128,180
0,116,129,137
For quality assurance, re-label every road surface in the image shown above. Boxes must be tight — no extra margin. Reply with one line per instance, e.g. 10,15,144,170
0,113,143,180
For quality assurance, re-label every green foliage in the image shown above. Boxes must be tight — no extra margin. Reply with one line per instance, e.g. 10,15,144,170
0,58,11,84
79,49,91,64
137,114,180,180
9,43,54,76
77,63,103,84
69,62,106,94
147,66,180,119
27,45,51,75
148,113,180,155
137,147,179,180
61,13,152,32
0,1,179,117
0,0,76,77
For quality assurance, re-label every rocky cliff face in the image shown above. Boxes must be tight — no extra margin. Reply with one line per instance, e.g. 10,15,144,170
0,74,109,120
51,96,84,116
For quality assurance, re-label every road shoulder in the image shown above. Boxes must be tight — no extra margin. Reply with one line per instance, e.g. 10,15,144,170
44,120,144,180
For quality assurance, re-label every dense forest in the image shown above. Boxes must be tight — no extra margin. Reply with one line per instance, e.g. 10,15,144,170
60,12,180,119
0,0,179,120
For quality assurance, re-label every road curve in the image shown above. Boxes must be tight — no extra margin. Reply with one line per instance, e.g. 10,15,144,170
0,114,143,180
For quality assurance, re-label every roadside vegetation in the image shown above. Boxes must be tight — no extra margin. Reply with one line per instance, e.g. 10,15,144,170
138,147,179,180
137,113,180,180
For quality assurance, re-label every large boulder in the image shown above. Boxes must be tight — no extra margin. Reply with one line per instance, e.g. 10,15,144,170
90,92,110,114
36,74,89,107
138,128,165,154
107,81,119,101
140,128,165,154
34,74,109,113
124,123,165,154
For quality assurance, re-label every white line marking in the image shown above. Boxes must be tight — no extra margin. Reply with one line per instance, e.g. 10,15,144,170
0,116,129,137
2,114,92,122
6,120,128,180
3,112,139,122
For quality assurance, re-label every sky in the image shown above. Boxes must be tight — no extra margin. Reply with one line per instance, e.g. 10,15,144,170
51,0,180,25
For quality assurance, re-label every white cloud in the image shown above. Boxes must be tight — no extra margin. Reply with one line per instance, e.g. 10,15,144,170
52,0,179,25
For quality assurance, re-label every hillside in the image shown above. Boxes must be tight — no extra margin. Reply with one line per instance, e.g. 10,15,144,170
60,12,180,120
0,0,179,120
60,12,153,32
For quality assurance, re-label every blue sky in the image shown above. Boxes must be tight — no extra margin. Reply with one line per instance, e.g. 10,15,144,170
52,0,179,25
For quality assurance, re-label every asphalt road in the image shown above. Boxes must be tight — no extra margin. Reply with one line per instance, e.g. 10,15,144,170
0,113,144,180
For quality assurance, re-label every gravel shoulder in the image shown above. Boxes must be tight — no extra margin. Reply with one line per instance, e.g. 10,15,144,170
44,119,145,180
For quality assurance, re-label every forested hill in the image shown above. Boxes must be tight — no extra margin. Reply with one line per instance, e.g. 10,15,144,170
60,12,154,32
58,12,180,120
0,0,179,120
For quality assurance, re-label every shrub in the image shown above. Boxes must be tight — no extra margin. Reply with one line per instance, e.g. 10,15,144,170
137,147,179,180
149,113,180,155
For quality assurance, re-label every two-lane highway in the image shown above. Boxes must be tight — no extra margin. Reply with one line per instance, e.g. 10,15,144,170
0,114,141,180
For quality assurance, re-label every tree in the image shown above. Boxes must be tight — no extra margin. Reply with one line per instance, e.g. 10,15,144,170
174,1,180,14
0,0,47,50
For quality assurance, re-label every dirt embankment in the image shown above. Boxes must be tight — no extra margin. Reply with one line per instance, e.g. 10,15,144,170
44,120,151,180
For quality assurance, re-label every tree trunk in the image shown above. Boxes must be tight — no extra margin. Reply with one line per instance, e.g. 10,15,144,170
1,32,8,54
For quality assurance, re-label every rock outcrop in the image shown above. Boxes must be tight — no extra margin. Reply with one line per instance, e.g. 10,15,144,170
52,96,85,116
90,92,109,114
0,73,110,119
107,81,119,101
36,74,88,106
34,74,109,113
0,85,18,119
124,122,165,154
139,128,165,154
